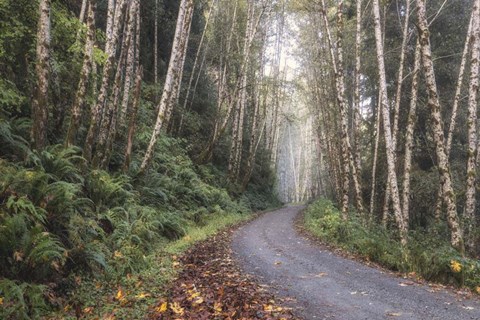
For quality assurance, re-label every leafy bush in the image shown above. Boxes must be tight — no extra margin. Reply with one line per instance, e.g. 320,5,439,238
304,199,480,290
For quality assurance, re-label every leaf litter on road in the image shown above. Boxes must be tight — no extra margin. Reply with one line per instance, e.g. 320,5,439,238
147,229,297,319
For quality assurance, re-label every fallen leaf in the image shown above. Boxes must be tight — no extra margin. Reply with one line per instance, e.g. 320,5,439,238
102,313,116,320
264,304,274,312
155,301,168,313
462,306,474,310
115,288,125,301
170,302,184,315
275,261,282,265
13,251,24,262
399,281,414,287
83,306,94,314
135,293,150,300
315,272,327,278
214,302,222,313
0,297,3,305
386,312,402,317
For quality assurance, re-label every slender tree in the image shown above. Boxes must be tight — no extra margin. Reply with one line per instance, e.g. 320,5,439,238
464,0,480,252
66,0,96,147
32,0,51,150
140,0,195,171
416,0,463,251
372,0,407,244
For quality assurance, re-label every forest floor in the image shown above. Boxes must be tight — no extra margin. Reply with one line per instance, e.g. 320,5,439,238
231,205,480,320
147,223,296,319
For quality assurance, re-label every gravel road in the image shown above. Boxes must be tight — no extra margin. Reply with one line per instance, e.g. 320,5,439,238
231,205,480,320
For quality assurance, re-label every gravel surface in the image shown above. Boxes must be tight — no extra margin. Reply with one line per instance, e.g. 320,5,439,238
231,205,480,320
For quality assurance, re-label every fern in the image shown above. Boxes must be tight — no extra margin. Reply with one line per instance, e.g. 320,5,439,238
0,279,48,320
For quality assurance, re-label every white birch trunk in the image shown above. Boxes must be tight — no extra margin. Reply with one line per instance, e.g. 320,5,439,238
32,0,51,150
416,0,463,251
66,0,96,147
464,0,480,251
372,0,407,245
140,0,194,171
401,42,421,224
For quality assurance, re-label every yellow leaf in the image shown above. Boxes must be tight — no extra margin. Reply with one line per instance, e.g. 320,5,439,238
83,306,94,314
135,293,150,300
13,251,24,262
155,302,168,313
172,261,181,268
170,302,184,315
193,297,204,305
450,260,462,273
0,297,3,305
114,251,123,259
214,302,222,313
476,286,480,294
264,304,274,312
103,313,116,320
116,288,125,301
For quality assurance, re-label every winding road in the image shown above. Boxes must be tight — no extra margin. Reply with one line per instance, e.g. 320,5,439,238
231,206,480,320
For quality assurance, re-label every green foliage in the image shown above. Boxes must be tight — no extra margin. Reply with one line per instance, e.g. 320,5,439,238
304,199,480,290
0,279,47,320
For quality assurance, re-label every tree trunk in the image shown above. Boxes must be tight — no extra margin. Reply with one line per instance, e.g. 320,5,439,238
140,0,195,172
84,0,126,161
32,0,51,150
123,66,143,172
370,89,381,220
372,0,407,245
119,0,139,126
353,0,362,181
416,0,463,252
154,0,158,89
464,0,480,252
401,42,421,225
66,0,96,147
434,13,474,221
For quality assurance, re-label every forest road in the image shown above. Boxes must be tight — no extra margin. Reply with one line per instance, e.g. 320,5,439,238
231,205,480,320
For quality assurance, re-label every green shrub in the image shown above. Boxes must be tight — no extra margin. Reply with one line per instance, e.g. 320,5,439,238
304,199,480,291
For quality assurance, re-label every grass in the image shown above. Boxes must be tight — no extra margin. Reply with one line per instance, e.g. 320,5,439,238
303,198,480,293
45,211,251,320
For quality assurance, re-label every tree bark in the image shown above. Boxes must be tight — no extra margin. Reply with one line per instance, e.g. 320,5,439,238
353,0,362,182
416,0,463,252
140,0,195,172
66,0,96,147
434,13,474,221
32,0,51,150
401,42,421,225
372,0,407,245
84,0,126,161
464,0,480,252
123,66,143,172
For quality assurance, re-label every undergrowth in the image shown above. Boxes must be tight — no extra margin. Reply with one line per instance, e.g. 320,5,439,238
304,199,480,292
0,119,277,319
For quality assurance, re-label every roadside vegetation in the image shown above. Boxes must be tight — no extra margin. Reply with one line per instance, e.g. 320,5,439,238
304,199,480,293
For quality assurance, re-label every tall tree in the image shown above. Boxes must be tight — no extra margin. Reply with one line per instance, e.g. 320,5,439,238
372,0,407,244
416,0,463,251
140,0,195,172
464,0,480,252
66,0,96,147
32,0,51,150
84,0,127,161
